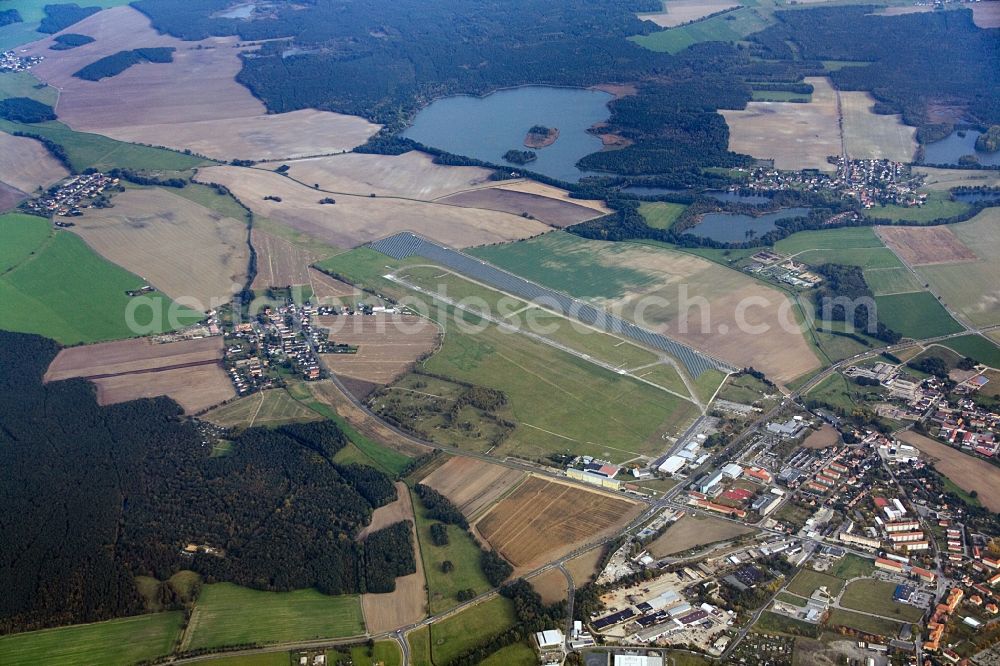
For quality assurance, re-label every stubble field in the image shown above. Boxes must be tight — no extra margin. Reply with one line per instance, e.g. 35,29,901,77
721,77,840,172
0,131,69,195
475,475,643,570
318,314,441,385
263,151,493,200
21,6,379,161
487,180,611,213
360,482,427,633
44,336,233,413
437,187,605,228
196,166,551,248
840,91,916,162
637,0,740,28
419,456,527,521
71,188,249,309
877,225,976,266
251,229,322,290
646,514,754,558
898,430,1000,512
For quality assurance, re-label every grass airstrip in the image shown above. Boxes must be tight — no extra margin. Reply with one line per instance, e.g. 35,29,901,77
0,213,202,344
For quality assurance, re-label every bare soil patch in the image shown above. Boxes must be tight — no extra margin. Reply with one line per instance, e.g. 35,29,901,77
972,2,1000,28
803,424,840,449
71,188,248,309
196,166,551,248
721,77,840,172
45,336,233,413
878,225,976,266
0,131,69,193
647,514,754,558
898,431,1000,512
0,182,27,211
251,229,318,289
564,546,605,584
420,457,527,520
476,475,642,571
529,569,569,605
309,269,360,301
361,483,428,632
305,380,431,457
590,83,638,99
873,5,934,16
638,0,739,27
22,7,379,161
318,314,441,385
489,180,611,214
263,151,493,200
437,188,605,228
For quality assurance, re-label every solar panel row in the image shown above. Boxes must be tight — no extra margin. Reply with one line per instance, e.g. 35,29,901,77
368,232,735,378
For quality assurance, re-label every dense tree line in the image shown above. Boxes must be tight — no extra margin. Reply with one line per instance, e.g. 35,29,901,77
0,8,21,26
107,167,186,188
813,264,900,344
414,484,468,528
37,3,101,33
73,47,175,81
50,32,95,49
480,550,514,587
0,333,412,634
0,97,56,123
750,7,999,132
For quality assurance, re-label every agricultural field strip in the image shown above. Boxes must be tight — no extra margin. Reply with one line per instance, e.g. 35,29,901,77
385,272,700,408
368,232,734,378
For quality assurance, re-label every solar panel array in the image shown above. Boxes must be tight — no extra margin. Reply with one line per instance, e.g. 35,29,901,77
368,232,734,378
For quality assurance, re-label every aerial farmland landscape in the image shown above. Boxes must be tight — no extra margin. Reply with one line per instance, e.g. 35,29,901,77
0,0,999,665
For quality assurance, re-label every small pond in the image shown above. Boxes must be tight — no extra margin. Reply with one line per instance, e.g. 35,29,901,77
686,207,812,243
922,130,1000,167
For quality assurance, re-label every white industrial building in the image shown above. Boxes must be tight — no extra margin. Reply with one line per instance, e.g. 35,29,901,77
721,462,743,479
658,455,686,475
614,655,664,666
535,629,564,649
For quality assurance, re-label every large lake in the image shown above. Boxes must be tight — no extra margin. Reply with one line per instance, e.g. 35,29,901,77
686,207,812,243
922,130,1000,167
403,86,612,182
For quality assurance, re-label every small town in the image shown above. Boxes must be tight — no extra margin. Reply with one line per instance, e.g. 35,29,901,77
0,49,42,73
20,172,118,217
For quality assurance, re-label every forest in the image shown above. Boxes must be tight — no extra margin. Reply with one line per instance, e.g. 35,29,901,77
50,32,96,50
0,8,21,26
37,3,101,33
0,97,56,123
0,332,414,635
73,47,175,81
812,264,900,344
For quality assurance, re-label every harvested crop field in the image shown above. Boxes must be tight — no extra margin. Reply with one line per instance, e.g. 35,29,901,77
972,1,1000,28
196,166,551,248
802,424,840,449
262,151,493,200
840,92,916,162
489,180,611,214
361,483,427,632
437,187,605,228
646,514,754,558
721,77,839,172
71,188,248,309
0,131,69,194
309,269,360,302
564,546,605,584
529,569,569,605
252,229,319,289
638,0,739,27
420,456,527,520
475,475,642,570
911,209,1000,328
913,166,1000,191
44,336,233,413
22,7,379,161
472,233,820,384
0,182,26,211
898,431,1000,512
877,225,976,266
318,314,440,385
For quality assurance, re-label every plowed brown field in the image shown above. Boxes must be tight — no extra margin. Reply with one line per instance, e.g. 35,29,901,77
420,457,526,520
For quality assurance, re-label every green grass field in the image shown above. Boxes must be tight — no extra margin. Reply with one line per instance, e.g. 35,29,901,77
866,191,970,223
199,653,289,666
874,291,964,339
0,612,183,666
0,119,209,172
830,554,876,579
806,373,857,413
629,7,770,54
639,201,687,230
204,388,322,429
0,212,50,272
412,486,492,614
408,626,432,666
786,569,845,598
775,227,884,255
186,584,364,650
0,227,203,344
826,608,903,638
754,611,821,638
716,372,777,406
0,71,58,105
172,182,251,221
938,334,1000,368
862,267,923,296
839,579,926,622
328,642,402,666
479,641,538,666
429,596,517,665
